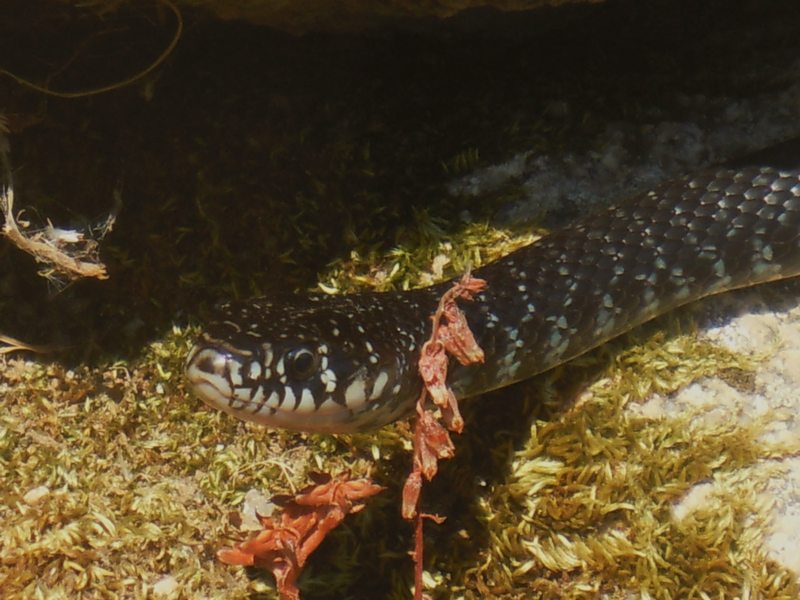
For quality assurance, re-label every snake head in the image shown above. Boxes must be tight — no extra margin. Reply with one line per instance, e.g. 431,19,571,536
185,292,432,433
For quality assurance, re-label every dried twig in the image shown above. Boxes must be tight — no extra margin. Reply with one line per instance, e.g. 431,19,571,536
0,123,117,285
1,186,111,281
402,273,486,599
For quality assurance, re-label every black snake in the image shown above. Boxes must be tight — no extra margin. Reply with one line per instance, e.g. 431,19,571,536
185,139,800,433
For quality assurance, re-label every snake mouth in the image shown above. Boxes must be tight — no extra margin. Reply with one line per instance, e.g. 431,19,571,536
184,345,236,410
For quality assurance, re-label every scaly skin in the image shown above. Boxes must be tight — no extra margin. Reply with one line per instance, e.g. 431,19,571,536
186,140,800,433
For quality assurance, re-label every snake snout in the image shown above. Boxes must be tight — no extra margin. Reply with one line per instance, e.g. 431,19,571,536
184,344,237,409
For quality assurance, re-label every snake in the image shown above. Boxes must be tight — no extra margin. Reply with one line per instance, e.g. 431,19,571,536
185,138,800,433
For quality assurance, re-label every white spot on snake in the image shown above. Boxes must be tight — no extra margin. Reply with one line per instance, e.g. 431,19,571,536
602,294,614,309
332,328,340,337
601,316,616,335
249,386,264,408
321,368,337,384
298,389,315,413
553,337,569,357
223,320,242,333
708,275,732,291
392,383,401,395
518,284,527,292
265,391,280,409
368,354,379,364
753,261,780,277
550,330,562,348
674,286,690,300
556,316,568,329
229,362,243,386
371,371,389,399
248,362,261,380
345,377,367,408
365,341,374,353
670,275,686,287
276,357,285,376
283,387,296,407
762,245,774,261
318,344,329,355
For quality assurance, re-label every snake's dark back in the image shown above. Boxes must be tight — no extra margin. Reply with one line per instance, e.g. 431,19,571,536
454,164,800,398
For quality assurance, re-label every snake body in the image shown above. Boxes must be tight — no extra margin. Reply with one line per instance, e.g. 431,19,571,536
186,140,800,433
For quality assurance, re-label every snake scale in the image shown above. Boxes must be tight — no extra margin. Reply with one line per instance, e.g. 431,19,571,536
186,138,800,433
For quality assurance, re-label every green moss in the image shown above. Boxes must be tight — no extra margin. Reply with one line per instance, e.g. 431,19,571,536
436,322,799,599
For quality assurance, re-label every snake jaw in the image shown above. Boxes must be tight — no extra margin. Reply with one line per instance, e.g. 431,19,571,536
184,343,240,415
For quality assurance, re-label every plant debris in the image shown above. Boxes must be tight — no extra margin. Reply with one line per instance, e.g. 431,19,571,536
402,273,487,599
0,126,115,286
217,472,383,600
1,184,113,283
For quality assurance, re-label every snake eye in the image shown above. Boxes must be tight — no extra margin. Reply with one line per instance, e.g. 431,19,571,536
285,347,320,380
